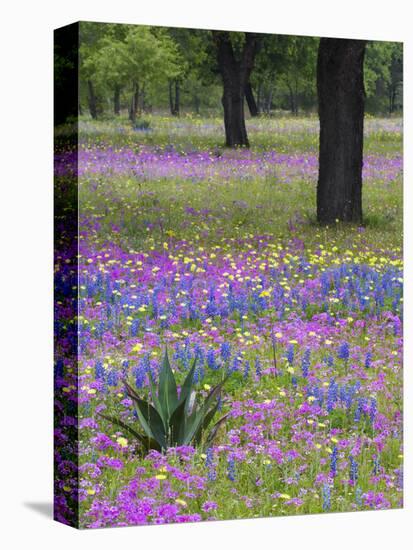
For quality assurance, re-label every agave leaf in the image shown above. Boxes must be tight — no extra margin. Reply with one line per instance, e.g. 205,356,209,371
168,398,188,446
204,412,230,447
97,412,161,452
124,387,167,449
158,350,178,420
148,372,167,429
193,401,221,445
182,408,205,446
202,376,228,412
177,357,197,407
136,400,166,448
182,377,228,445
186,389,197,416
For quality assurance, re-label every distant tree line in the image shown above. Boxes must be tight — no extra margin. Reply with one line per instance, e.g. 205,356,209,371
78,22,402,123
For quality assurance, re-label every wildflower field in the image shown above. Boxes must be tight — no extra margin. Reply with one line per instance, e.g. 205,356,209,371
54,115,403,527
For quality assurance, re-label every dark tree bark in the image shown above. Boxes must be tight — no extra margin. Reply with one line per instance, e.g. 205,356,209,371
257,81,263,113
87,80,98,119
114,86,121,116
168,81,174,115
245,81,259,117
265,87,273,115
287,82,298,115
213,31,259,147
129,82,139,123
140,84,147,112
168,80,180,116
174,80,180,116
317,38,366,224
194,95,200,114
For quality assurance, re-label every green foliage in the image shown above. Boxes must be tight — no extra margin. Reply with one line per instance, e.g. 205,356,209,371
77,23,403,119
365,41,403,114
251,35,318,115
100,351,229,453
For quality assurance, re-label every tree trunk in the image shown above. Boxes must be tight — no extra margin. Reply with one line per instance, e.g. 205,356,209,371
129,82,139,123
174,80,180,116
140,84,146,112
87,80,97,119
194,95,200,114
213,31,259,147
317,38,366,224
168,80,174,115
266,88,273,115
287,82,298,116
245,81,259,117
388,85,396,114
114,86,120,116
257,81,263,114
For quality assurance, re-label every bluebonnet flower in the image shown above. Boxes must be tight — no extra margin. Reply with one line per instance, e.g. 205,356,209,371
207,348,219,371
373,455,380,475
107,369,118,387
338,342,350,361
95,360,105,381
220,342,231,363
355,486,363,506
205,448,216,481
355,397,367,423
194,363,205,384
227,457,236,482
364,352,372,369
193,343,205,366
322,484,331,511
230,356,241,373
349,456,358,484
327,378,338,412
301,348,311,378
243,361,250,380
255,357,262,379
370,397,377,423
330,446,338,477
286,345,294,365
130,318,140,337
121,360,129,377
135,362,146,389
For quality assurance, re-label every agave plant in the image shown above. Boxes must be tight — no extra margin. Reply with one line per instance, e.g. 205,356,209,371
99,351,229,453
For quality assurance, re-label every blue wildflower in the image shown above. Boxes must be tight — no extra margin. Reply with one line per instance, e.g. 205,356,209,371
227,457,236,482
330,446,338,477
364,352,372,369
322,484,331,511
254,357,262,379
349,456,358,484
107,369,118,387
338,342,350,361
301,348,311,378
95,360,105,381
220,342,231,363
286,345,294,365
206,448,216,481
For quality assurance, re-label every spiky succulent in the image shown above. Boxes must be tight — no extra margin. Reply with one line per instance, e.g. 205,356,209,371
99,351,229,453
